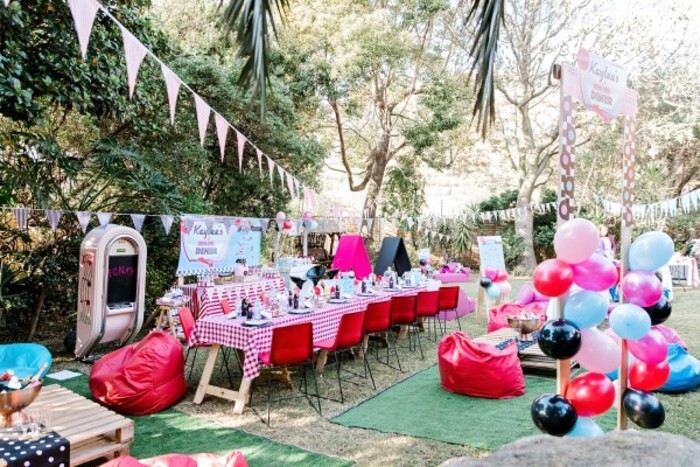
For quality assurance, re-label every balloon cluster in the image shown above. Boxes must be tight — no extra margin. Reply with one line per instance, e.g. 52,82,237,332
530,219,673,437
302,211,320,230
276,211,292,231
480,267,511,299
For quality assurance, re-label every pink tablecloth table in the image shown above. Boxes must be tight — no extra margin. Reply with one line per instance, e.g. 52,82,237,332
191,286,424,414
432,271,471,283
181,277,286,319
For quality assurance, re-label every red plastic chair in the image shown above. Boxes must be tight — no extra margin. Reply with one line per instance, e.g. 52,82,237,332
438,286,462,331
363,300,401,370
390,295,423,363
178,307,235,387
255,322,321,426
317,310,374,402
416,290,441,341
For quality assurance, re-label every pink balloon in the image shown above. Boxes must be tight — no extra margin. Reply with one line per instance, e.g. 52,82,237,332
302,211,312,221
605,327,621,343
571,254,618,292
576,328,619,374
628,329,668,364
499,281,513,296
515,284,535,305
276,211,286,221
493,270,508,282
621,271,663,307
484,266,498,280
554,218,599,264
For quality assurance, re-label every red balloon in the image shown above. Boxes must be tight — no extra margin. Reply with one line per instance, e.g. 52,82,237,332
283,220,293,230
565,372,615,416
629,360,670,391
533,259,574,297
493,270,509,282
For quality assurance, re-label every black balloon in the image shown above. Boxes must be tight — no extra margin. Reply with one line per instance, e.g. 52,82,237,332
623,388,665,429
479,277,492,288
531,393,578,436
537,319,582,360
419,259,427,266
643,296,672,325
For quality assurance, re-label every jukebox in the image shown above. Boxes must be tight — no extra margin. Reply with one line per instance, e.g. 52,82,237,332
75,224,147,359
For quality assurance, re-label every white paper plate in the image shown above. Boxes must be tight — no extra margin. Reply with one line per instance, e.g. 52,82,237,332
289,309,312,315
242,319,270,326
328,299,350,304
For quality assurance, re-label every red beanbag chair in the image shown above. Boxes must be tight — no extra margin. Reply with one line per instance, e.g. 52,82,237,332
90,331,188,415
438,331,525,399
101,451,248,467
487,302,547,333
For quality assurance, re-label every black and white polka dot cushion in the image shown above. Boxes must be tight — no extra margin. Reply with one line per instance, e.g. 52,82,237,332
0,427,69,467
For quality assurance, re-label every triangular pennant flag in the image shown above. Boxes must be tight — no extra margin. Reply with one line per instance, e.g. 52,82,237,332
11,207,29,230
266,156,275,186
161,64,181,125
255,147,263,176
76,211,92,233
235,130,246,172
67,0,100,60
130,214,146,232
97,212,111,227
120,27,148,99
277,165,285,184
277,219,285,230
259,218,270,232
214,114,229,162
357,217,363,232
46,209,63,232
380,218,386,230
161,215,174,235
366,218,374,231
286,172,295,198
193,94,210,146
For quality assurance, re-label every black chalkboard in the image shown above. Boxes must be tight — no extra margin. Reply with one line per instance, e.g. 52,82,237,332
374,237,412,276
107,255,138,304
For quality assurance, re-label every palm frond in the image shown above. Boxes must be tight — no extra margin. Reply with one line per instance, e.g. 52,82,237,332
220,0,290,120
465,0,504,139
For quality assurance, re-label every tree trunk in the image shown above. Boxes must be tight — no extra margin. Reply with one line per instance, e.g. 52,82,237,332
27,283,48,341
515,175,538,272
362,150,389,243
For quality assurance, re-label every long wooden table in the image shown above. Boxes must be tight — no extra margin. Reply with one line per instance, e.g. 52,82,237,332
32,385,134,466
473,328,577,373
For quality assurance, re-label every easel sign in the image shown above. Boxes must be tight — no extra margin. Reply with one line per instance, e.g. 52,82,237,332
476,236,506,314
553,48,638,429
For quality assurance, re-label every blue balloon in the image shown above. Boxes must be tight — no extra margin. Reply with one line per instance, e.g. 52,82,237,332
628,231,674,272
564,291,607,329
566,417,605,438
609,303,651,340
486,283,502,299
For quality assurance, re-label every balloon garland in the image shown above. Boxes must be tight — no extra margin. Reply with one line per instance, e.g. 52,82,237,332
480,267,511,299
530,218,673,436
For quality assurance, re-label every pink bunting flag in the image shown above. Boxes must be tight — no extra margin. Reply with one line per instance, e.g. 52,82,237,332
277,165,285,185
214,114,229,162
67,0,100,60
255,147,263,176
120,27,148,99
286,172,295,198
97,212,111,227
160,215,174,235
46,209,63,232
266,157,275,186
11,207,29,231
194,94,210,146
161,64,181,125
130,214,145,232
76,211,92,233
235,130,246,172
259,218,270,232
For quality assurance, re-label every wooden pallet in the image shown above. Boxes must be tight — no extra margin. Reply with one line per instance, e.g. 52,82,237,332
31,384,134,466
473,328,577,373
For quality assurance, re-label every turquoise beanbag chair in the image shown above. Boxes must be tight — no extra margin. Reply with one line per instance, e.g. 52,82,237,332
0,343,52,379
660,344,700,393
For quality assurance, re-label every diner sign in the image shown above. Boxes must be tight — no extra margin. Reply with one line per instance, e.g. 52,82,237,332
177,216,261,276
576,48,628,121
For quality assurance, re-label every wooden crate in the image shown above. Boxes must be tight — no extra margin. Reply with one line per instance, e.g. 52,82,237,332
31,384,134,466
473,328,577,373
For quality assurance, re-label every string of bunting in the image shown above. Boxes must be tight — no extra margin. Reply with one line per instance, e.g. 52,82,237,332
594,189,700,220
42,0,321,211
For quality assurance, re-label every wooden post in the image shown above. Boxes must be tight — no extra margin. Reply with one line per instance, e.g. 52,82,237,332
274,230,281,267
303,229,309,257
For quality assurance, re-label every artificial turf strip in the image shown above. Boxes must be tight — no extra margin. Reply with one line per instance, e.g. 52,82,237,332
332,365,616,450
54,374,351,467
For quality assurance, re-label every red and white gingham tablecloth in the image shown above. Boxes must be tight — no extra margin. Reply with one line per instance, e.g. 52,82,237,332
182,277,286,319
190,287,425,380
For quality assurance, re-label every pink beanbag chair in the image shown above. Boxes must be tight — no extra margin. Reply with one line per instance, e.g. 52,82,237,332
90,332,187,415
438,331,525,399
101,451,248,467
488,303,547,333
